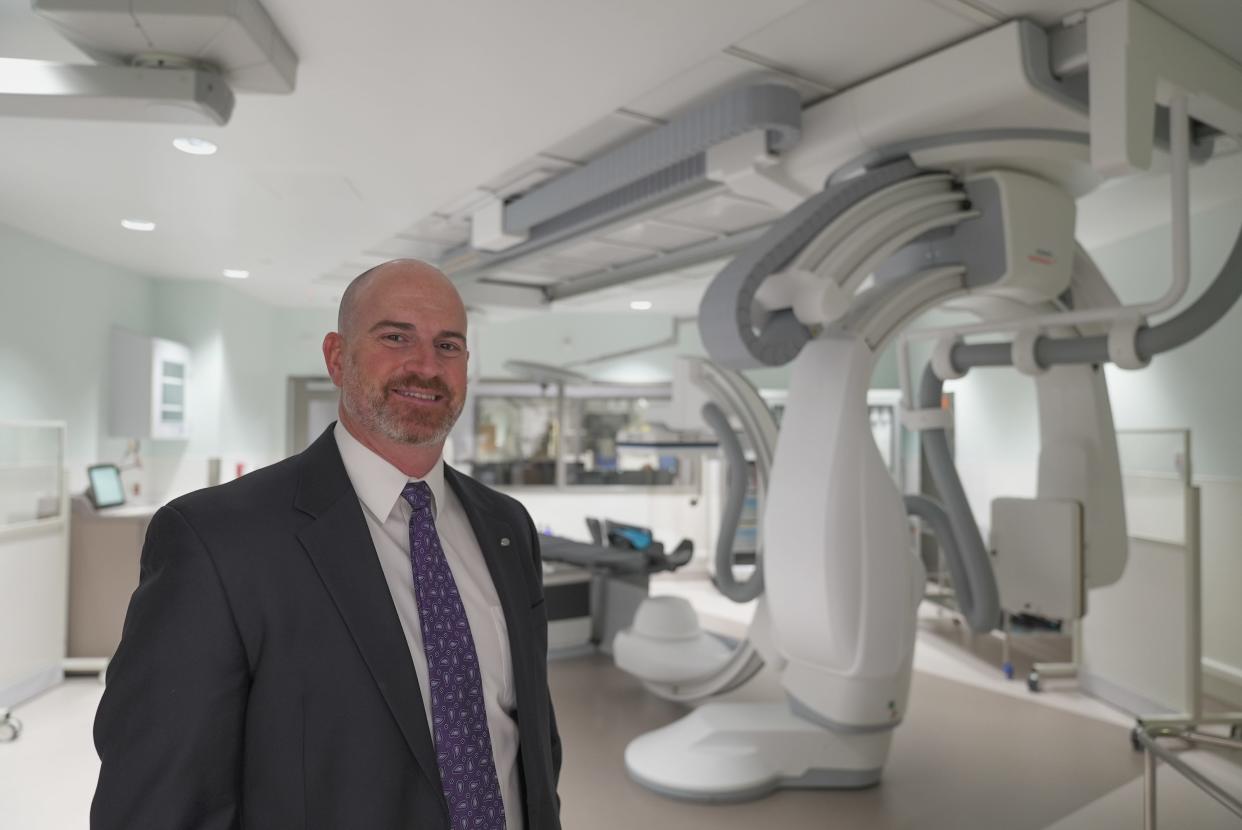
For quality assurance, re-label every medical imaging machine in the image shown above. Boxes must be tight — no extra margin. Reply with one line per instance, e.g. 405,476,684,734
604,2,1242,802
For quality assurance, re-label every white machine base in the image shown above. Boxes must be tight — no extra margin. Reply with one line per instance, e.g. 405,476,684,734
624,702,893,802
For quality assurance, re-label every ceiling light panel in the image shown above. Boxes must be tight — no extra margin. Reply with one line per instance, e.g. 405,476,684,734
403,215,471,245
520,255,600,279
658,193,783,235
484,268,561,286
554,237,656,267
603,219,719,250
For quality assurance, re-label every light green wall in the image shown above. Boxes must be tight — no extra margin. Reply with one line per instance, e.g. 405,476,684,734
0,224,153,488
144,282,341,497
1096,199,1242,478
275,305,337,378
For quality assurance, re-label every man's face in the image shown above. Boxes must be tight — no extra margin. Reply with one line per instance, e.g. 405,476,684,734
327,267,469,448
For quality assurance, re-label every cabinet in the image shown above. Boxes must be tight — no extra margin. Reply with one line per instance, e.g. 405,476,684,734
67,496,155,659
108,328,190,440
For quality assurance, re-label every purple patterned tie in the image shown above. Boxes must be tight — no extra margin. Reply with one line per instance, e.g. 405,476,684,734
401,481,507,830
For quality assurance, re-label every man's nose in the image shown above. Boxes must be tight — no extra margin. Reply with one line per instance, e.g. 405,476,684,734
401,342,441,376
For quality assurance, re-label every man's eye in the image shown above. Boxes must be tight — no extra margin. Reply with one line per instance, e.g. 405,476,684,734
382,333,405,342
438,342,463,352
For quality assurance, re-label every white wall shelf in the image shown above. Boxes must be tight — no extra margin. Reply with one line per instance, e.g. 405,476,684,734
108,327,191,440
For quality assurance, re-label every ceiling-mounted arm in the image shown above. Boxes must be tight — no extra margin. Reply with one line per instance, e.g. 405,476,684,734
0,57,234,125
1,0,298,126
1086,0,1242,177
466,83,804,256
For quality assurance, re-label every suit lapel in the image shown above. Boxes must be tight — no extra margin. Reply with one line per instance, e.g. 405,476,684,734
445,465,537,664
446,466,550,829
292,428,445,813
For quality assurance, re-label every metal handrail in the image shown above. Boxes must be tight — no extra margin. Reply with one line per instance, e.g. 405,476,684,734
1135,725,1242,829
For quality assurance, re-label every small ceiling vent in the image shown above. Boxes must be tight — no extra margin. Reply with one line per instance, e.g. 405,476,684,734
32,0,297,94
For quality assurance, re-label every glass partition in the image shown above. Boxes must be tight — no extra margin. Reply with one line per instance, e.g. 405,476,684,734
1116,428,1192,545
1116,428,1191,483
468,381,694,488
0,421,66,532
472,395,560,486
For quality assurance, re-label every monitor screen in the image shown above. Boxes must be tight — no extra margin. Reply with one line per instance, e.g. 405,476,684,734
604,520,654,552
87,464,126,509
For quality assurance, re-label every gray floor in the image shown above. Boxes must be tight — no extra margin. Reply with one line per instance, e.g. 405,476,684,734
552,654,1144,830
9,651,1242,825
3,611,1238,828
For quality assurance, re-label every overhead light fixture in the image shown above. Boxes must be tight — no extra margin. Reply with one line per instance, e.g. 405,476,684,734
173,137,218,156
121,219,155,232
630,300,653,310
223,269,250,279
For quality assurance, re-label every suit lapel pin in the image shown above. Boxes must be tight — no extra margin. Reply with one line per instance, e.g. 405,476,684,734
500,537,511,547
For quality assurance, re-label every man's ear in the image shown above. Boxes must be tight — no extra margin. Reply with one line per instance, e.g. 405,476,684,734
323,332,344,387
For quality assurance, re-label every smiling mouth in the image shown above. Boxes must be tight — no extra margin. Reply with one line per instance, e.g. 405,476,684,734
390,388,443,403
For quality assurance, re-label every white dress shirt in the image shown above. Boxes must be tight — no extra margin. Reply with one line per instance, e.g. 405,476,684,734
334,423,523,830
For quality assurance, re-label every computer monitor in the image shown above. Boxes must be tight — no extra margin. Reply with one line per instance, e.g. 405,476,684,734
87,464,126,509
603,520,654,552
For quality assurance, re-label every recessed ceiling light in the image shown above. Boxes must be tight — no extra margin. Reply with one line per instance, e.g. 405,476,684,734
223,269,250,280
121,219,156,232
173,137,218,156
630,300,653,310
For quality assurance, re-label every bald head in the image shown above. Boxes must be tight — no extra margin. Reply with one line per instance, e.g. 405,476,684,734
323,258,470,468
336,259,462,339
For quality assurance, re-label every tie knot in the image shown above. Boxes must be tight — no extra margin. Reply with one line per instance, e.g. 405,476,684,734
401,480,433,513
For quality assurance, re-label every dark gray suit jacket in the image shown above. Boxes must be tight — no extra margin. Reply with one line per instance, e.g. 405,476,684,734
92,425,562,829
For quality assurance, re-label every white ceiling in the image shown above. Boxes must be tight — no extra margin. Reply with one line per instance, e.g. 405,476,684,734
1,0,1241,314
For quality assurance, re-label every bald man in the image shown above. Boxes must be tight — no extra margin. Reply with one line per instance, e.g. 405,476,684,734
93,261,562,830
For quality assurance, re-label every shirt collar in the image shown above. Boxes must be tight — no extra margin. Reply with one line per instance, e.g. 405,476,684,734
333,421,445,522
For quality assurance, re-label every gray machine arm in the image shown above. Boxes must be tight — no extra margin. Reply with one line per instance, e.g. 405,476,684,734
903,493,994,631
913,372,1001,632
701,401,763,603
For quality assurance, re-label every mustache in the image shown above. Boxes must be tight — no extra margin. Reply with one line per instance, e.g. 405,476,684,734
386,373,452,396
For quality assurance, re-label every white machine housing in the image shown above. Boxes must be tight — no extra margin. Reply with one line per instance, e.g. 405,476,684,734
622,0,1242,804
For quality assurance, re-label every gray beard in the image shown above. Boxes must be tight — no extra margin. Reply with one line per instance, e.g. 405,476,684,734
341,360,462,447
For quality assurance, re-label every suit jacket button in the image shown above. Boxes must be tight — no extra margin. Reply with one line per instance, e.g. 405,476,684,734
500,537,511,547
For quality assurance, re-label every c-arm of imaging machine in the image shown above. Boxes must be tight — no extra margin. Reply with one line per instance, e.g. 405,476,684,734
622,2,1242,802
613,356,780,703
